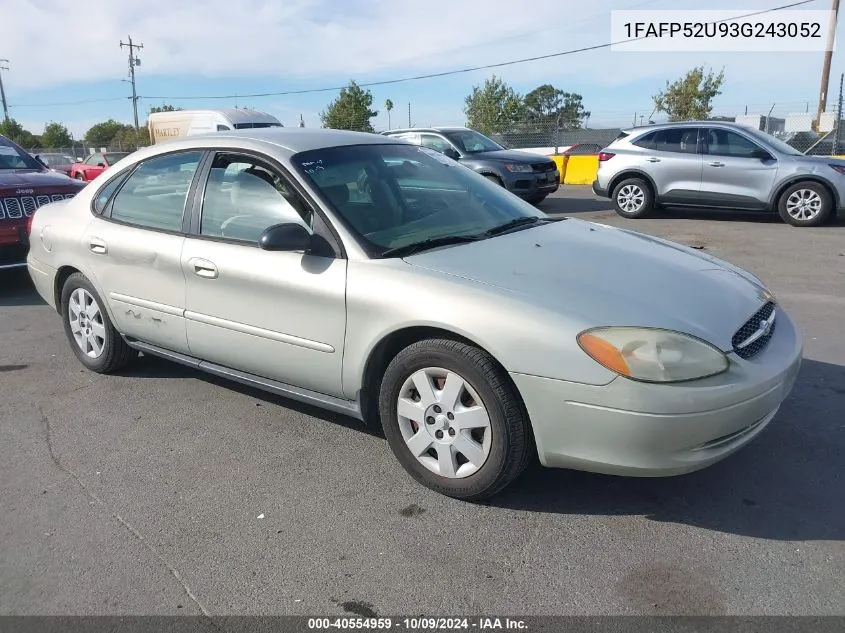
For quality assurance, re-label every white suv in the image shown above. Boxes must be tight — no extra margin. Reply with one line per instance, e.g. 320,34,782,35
592,121,845,227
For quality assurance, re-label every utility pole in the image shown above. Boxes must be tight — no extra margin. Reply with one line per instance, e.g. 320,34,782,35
815,0,840,131
835,73,844,154
120,36,144,130
0,59,9,122
408,102,411,127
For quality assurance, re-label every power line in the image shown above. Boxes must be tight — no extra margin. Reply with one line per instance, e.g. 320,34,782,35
10,96,128,108
140,0,818,101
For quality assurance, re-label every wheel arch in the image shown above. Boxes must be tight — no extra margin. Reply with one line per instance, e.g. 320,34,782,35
607,170,658,200
357,325,530,433
54,265,82,314
769,175,839,210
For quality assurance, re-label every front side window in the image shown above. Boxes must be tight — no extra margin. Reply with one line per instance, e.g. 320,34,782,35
109,151,203,231
200,153,313,242
104,152,130,166
85,153,103,165
420,135,454,154
705,129,764,158
93,171,130,214
293,143,544,256
442,130,503,154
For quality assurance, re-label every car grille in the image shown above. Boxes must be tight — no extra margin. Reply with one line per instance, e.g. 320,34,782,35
531,162,557,173
731,301,776,360
0,193,76,220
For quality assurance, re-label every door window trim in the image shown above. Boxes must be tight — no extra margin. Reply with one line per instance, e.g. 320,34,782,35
100,149,212,236
187,148,346,259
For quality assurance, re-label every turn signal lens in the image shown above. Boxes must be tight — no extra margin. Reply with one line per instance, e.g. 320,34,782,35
577,327,729,383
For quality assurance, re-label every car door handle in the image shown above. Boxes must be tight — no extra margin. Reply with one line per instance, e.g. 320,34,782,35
88,237,107,255
189,258,218,279
709,161,725,167
646,157,661,162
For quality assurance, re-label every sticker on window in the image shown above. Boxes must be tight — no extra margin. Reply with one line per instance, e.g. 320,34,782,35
418,146,457,165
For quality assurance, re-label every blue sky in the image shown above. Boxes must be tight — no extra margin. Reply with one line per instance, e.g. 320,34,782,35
2,0,843,138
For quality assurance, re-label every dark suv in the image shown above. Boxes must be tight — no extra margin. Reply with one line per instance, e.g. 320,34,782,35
0,134,86,271
382,126,559,204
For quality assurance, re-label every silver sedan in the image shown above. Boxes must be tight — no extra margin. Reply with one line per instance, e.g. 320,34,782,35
26,128,803,500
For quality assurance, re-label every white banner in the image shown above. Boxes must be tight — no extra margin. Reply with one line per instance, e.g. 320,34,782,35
610,10,835,52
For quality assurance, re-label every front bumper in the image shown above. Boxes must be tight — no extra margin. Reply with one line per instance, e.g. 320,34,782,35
511,311,803,476
0,227,29,270
505,170,560,198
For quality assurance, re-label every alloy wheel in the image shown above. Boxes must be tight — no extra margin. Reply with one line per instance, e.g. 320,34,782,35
68,288,106,358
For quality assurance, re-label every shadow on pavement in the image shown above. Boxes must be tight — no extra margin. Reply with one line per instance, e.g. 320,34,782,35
489,358,845,542
0,269,46,307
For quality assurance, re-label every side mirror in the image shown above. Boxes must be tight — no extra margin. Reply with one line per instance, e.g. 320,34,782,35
97,162,105,168
752,149,773,161
443,148,460,160
259,222,312,252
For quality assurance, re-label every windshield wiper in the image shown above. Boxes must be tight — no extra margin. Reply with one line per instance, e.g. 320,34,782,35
381,234,481,258
482,216,552,237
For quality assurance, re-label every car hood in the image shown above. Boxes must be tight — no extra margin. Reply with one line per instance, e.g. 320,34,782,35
0,168,81,191
402,219,771,351
468,149,550,164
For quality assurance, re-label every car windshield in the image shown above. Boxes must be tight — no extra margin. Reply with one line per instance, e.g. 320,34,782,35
442,130,503,154
0,137,43,170
292,143,546,257
743,128,804,156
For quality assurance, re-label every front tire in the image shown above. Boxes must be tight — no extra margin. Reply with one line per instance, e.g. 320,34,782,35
74,172,85,181
378,338,533,501
778,181,833,227
612,177,654,218
60,273,137,373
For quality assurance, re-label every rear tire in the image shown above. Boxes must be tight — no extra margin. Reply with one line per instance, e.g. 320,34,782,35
527,195,547,205
60,272,137,374
74,172,85,181
378,338,533,501
612,177,654,218
777,181,833,227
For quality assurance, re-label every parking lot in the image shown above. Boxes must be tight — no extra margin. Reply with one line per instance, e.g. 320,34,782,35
1,185,843,617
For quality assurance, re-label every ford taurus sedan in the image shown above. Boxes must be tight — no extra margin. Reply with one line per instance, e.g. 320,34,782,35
26,128,803,500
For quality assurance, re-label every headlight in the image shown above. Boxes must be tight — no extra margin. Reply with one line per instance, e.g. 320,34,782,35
504,163,533,173
577,327,729,383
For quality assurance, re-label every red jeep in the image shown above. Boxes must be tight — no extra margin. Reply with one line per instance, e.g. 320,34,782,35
0,134,86,271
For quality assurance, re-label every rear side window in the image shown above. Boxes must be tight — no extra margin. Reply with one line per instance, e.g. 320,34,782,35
109,151,203,231
93,171,129,214
634,128,699,154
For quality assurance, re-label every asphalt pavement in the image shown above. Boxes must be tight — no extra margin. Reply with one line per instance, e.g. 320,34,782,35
1,186,843,617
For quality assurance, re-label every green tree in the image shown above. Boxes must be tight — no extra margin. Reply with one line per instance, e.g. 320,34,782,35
524,85,586,129
385,99,394,129
41,122,73,148
148,104,182,114
463,75,525,136
653,66,726,121
0,118,41,148
320,81,379,132
112,126,150,150
84,119,134,147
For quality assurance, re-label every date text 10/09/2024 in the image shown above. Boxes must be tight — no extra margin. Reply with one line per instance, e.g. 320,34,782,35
307,617,528,630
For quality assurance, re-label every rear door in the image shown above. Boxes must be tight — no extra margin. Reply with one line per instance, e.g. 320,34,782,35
84,149,206,353
630,127,703,201
700,127,779,209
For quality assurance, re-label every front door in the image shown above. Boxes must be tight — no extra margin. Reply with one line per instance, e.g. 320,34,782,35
84,149,205,354
181,152,348,398
700,127,779,209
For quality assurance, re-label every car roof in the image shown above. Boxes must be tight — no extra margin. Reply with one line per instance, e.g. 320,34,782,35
383,126,472,135
619,121,757,135
128,127,410,162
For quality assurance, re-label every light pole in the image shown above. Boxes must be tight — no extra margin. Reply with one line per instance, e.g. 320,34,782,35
0,59,10,122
